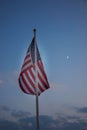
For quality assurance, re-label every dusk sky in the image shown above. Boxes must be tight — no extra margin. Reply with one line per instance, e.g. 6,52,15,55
0,0,87,129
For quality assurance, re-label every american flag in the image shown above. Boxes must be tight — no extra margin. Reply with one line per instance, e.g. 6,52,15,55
18,37,50,95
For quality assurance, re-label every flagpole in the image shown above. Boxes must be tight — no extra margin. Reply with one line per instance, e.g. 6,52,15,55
33,28,40,130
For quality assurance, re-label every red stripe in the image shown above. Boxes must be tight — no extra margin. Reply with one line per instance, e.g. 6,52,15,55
21,73,34,94
18,77,29,94
38,72,49,89
22,59,32,69
37,61,49,88
21,65,33,74
24,53,30,61
37,61,48,81
29,67,35,81
38,82,44,92
25,71,35,90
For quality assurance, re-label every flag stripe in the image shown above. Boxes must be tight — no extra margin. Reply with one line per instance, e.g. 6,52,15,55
19,76,31,94
22,62,32,72
26,70,35,90
24,53,30,61
36,85,41,95
38,83,44,93
38,72,48,89
22,53,31,68
38,78,45,91
22,73,35,94
21,65,33,74
38,79,46,91
27,70,35,87
37,62,49,89
22,59,32,70
29,67,35,81
37,61,48,82
37,66,48,86
19,77,28,94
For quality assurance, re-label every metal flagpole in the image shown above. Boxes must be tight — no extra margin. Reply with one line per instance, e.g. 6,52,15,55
33,28,40,130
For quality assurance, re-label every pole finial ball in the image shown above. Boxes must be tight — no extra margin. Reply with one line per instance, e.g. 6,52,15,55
33,28,36,37
33,28,36,32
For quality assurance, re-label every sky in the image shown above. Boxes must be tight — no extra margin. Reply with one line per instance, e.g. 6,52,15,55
0,0,87,129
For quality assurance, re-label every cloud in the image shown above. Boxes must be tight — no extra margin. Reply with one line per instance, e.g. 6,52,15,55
39,115,53,129
11,110,31,118
0,105,32,121
0,105,87,130
76,107,87,114
0,106,10,112
0,114,87,130
0,120,20,130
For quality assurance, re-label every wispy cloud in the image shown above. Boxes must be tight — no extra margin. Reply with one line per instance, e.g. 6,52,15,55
6,70,19,87
0,80,3,85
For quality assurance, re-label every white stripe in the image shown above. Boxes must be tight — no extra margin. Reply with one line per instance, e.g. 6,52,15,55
38,79,46,91
29,68,42,94
36,85,42,94
27,70,35,85
37,66,47,85
31,67,35,76
22,62,32,72
19,76,30,94
27,52,30,56
23,73,35,93
27,67,41,93
35,78,42,94
24,55,31,63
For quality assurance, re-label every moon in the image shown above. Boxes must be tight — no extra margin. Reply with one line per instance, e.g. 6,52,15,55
67,56,69,60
